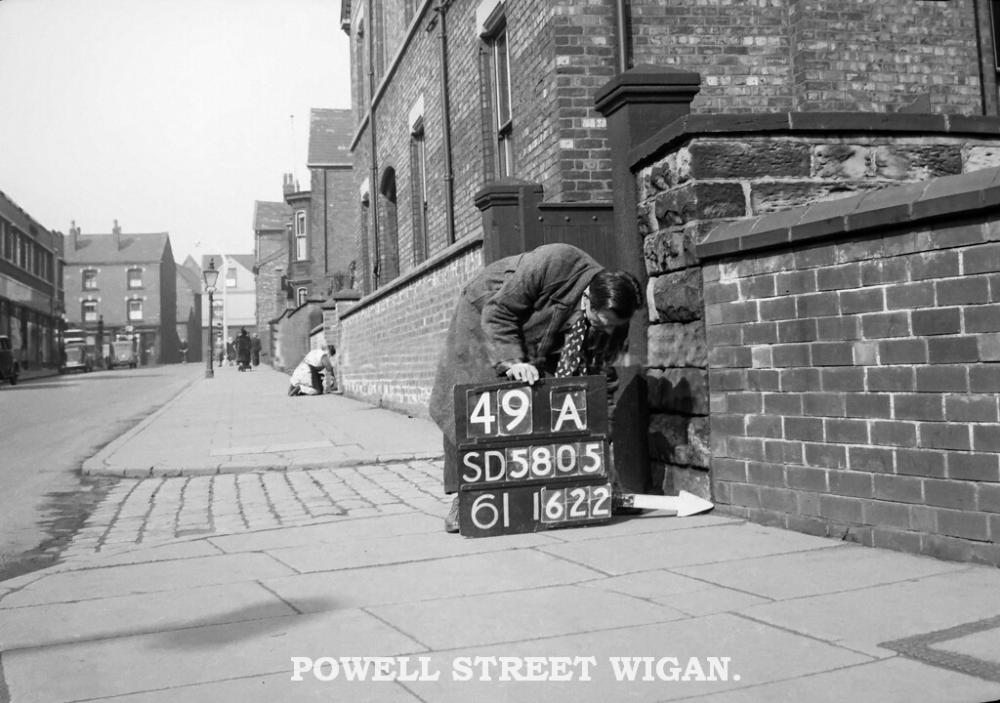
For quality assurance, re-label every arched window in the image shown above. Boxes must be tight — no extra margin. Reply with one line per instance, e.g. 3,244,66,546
378,167,400,285
297,287,308,306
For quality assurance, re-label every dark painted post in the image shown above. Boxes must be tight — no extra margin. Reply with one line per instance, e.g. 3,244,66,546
474,181,544,264
594,65,701,494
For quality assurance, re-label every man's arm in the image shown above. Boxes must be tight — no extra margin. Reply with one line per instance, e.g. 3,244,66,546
322,354,336,391
479,246,569,371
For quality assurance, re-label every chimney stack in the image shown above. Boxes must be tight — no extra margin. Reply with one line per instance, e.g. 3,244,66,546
112,219,122,250
69,220,81,250
282,173,296,196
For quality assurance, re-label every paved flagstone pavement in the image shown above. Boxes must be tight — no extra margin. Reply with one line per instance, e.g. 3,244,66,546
2,366,1000,702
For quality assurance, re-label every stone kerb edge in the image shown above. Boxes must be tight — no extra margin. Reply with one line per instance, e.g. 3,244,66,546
87,450,446,479
80,376,203,477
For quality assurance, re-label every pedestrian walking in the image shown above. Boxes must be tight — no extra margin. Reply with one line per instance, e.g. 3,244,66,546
235,328,252,371
429,242,643,533
226,338,235,367
251,334,261,366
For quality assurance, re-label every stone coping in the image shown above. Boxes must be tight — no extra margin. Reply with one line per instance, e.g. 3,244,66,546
338,234,483,321
696,165,1000,262
631,112,1000,172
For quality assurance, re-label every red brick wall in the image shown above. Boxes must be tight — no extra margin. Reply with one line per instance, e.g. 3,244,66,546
273,302,323,373
549,1,615,201
703,216,1000,566
348,0,628,291
337,241,482,416
303,166,358,296
629,0,983,115
254,235,288,367
322,167,359,291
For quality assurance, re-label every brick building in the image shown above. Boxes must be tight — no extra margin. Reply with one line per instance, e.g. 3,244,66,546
63,221,178,365
253,200,292,366
282,108,357,303
0,190,64,370
260,109,357,371
332,0,1000,563
306,108,357,295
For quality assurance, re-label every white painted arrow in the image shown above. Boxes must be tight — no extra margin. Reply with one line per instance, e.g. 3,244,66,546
615,490,714,517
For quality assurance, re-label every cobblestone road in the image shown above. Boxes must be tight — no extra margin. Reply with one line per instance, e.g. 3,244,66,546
62,460,449,559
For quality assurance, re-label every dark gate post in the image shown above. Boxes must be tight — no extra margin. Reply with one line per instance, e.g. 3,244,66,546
594,65,701,494
474,181,544,265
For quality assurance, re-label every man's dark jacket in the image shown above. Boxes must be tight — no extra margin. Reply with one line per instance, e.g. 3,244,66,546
429,244,628,488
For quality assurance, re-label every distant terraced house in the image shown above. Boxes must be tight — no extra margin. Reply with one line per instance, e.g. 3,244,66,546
63,220,178,366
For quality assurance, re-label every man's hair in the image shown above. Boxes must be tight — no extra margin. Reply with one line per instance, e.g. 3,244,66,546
327,344,336,356
588,270,644,319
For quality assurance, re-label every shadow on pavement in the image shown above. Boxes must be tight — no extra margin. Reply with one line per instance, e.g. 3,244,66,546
150,598,340,650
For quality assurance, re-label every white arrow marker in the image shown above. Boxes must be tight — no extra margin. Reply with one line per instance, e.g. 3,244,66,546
615,490,714,517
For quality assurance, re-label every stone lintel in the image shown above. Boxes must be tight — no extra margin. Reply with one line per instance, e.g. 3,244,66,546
696,166,1000,263
630,112,1000,173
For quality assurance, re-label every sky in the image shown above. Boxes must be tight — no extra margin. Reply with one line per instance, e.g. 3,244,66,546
0,0,351,265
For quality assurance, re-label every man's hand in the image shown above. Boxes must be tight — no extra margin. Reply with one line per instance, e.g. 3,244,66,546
505,362,539,385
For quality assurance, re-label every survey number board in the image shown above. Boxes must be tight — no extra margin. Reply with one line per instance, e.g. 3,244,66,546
453,375,612,538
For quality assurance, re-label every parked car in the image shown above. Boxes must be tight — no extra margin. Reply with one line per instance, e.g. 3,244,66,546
0,335,19,386
61,330,95,374
108,340,137,369
62,341,94,373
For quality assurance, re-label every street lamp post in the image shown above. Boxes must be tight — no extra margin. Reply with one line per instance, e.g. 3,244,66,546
203,258,220,379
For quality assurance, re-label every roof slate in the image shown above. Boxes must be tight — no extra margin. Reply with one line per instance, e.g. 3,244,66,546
201,253,256,273
253,200,292,232
177,264,202,292
65,232,170,264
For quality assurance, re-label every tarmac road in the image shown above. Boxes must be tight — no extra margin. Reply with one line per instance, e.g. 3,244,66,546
0,363,201,581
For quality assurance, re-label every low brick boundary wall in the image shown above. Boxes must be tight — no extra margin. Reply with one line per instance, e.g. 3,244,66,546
337,237,483,417
698,167,1000,566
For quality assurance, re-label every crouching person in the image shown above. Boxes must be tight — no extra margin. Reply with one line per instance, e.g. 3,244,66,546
288,345,336,396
